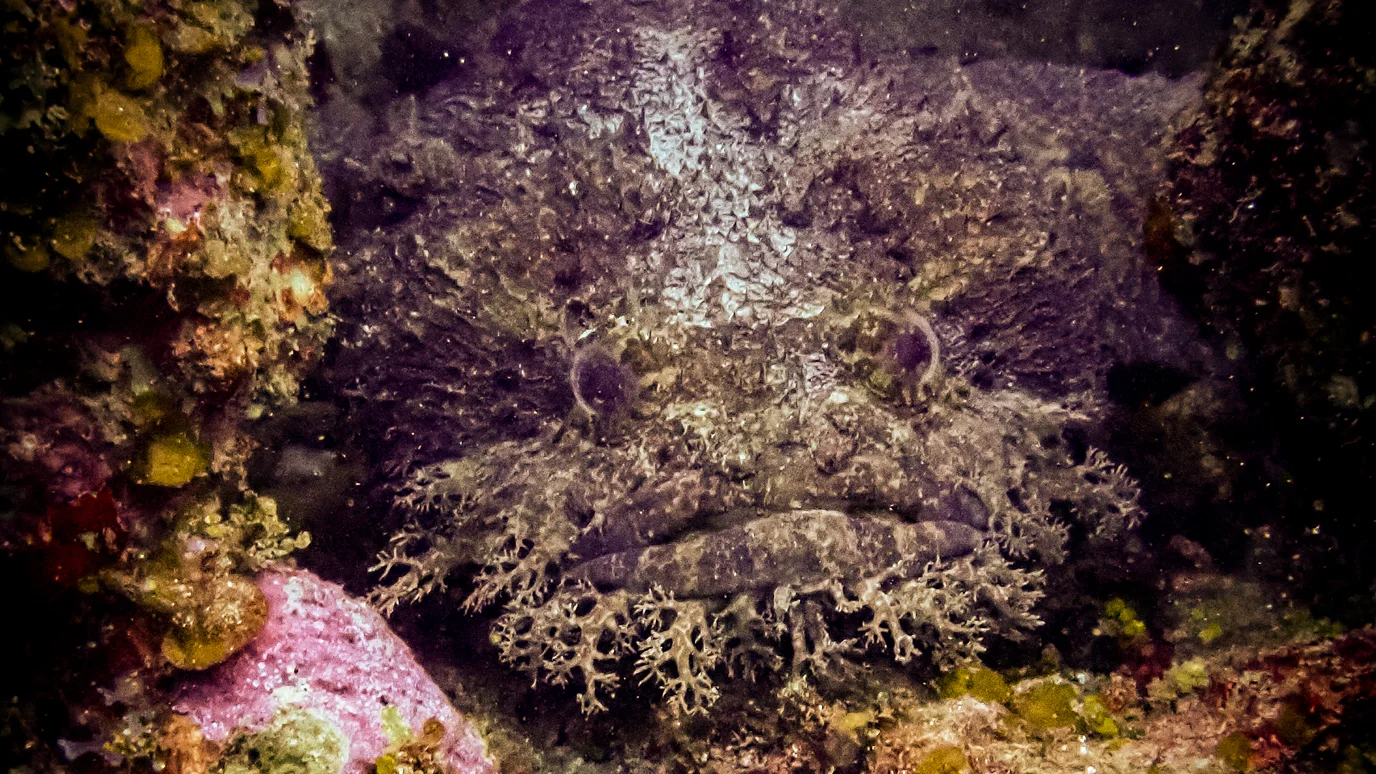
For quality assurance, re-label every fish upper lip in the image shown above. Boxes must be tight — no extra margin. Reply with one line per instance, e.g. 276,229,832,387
561,478,996,595
567,474,993,564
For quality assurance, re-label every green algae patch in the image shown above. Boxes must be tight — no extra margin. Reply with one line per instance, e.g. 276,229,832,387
159,575,268,670
227,124,297,197
6,239,51,273
169,0,258,55
1337,745,1376,774
1099,597,1148,643
93,87,150,143
50,213,99,261
115,557,270,670
201,494,312,569
65,75,101,136
1198,623,1224,645
831,710,874,742
141,432,209,487
937,664,1012,704
287,192,333,253
1012,682,1078,731
131,390,177,427
220,708,347,774
1216,732,1253,772
1080,694,1119,738
375,716,450,774
1273,702,1317,748
1151,658,1211,701
381,704,412,746
916,745,969,774
52,16,91,69
123,25,165,90
0,323,31,352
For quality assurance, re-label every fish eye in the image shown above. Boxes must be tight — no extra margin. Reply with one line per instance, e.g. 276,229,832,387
571,346,637,417
833,306,941,400
893,327,933,374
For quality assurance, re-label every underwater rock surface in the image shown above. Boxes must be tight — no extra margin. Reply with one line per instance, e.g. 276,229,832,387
321,0,1211,713
1155,0,1375,611
862,627,1376,774
0,0,334,765
173,568,493,774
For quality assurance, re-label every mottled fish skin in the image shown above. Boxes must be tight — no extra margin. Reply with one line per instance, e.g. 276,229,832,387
329,0,1191,713
566,470,712,559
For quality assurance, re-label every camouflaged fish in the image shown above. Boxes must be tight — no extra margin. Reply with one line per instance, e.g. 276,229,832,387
322,0,1205,714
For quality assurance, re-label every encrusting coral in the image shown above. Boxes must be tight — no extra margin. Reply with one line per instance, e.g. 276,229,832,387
170,569,493,774
0,0,331,767
1,0,330,615
335,0,1193,716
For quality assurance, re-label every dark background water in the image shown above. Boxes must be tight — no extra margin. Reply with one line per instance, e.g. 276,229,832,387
304,0,1250,115
845,0,1250,76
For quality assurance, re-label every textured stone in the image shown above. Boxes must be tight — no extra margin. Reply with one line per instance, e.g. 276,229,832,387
174,568,492,774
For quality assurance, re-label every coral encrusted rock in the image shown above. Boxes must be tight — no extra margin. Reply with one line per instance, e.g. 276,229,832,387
1,0,332,766
173,568,493,774
1164,0,1374,427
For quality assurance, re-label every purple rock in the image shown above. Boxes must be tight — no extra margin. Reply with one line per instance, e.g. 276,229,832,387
173,568,492,774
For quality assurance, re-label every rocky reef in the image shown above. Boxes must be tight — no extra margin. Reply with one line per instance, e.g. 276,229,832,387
0,0,335,768
1,0,330,649
1153,0,1376,615
1164,0,1373,430
323,0,1211,715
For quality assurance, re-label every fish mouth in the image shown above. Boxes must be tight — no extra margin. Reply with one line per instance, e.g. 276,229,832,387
565,508,984,599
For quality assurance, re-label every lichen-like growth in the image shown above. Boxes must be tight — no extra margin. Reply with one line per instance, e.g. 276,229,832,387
218,708,348,774
376,372,1140,713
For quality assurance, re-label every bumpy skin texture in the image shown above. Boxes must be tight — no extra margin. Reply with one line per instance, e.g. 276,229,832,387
326,0,1204,714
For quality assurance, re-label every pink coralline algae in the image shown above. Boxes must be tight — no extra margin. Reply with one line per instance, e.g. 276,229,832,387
173,568,492,774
